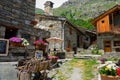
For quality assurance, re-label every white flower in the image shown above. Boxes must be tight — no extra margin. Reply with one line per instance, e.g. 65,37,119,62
106,63,118,70
21,38,29,46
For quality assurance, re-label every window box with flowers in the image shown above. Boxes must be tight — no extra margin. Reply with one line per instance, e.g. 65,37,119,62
9,37,22,47
9,37,29,47
99,63,120,80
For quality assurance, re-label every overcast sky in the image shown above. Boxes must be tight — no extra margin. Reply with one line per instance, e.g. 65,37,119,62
36,0,68,9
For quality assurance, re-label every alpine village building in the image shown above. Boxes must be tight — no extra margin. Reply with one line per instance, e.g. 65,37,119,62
92,5,120,56
0,0,96,61
35,1,96,52
0,0,50,61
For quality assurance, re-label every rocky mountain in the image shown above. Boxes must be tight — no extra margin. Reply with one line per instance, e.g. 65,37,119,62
36,0,120,30
54,0,120,20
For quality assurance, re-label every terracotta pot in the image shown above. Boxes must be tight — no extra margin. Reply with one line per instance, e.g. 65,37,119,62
66,48,71,52
10,42,16,46
101,74,119,80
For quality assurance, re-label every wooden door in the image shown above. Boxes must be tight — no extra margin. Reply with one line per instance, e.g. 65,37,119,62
104,40,112,52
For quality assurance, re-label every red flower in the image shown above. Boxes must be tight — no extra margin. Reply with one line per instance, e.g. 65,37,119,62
117,67,120,76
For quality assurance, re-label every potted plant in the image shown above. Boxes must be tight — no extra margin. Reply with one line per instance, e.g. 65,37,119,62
34,40,47,50
99,63,119,80
9,37,22,46
48,55,59,63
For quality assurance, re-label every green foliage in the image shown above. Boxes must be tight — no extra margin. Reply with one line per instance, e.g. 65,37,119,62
91,45,102,55
35,8,44,14
83,59,98,80
59,10,94,30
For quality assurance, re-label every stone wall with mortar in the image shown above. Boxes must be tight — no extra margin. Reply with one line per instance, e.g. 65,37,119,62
0,0,50,61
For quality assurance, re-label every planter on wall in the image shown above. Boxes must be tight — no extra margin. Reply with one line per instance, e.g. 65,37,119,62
10,42,24,47
100,74,119,80
66,48,71,52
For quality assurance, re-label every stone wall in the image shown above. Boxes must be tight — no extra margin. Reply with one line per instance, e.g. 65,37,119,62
97,33,120,52
0,0,35,28
64,23,77,50
0,0,50,61
37,19,63,50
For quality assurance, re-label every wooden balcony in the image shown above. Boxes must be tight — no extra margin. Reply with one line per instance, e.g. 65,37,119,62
111,25,120,34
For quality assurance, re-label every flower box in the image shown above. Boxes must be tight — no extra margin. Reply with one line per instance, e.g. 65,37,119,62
48,56,59,63
66,47,71,52
101,74,119,80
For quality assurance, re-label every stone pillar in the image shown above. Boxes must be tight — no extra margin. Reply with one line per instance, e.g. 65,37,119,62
0,26,5,38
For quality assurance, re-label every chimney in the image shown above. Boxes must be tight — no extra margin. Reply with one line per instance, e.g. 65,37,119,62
44,1,54,15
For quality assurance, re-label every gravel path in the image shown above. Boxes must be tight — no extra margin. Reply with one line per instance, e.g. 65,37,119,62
69,67,82,80
48,60,83,80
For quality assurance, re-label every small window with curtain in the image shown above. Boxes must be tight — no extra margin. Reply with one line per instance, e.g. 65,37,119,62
21,33,30,40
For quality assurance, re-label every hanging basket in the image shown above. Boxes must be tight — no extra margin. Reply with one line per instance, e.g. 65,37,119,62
100,74,119,80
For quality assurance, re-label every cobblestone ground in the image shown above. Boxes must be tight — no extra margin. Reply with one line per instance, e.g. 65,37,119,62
0,62,18,80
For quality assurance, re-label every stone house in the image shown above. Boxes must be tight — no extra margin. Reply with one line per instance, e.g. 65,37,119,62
35,1,88,52
92,5,120,54
75,27,96,49
0,0,50,61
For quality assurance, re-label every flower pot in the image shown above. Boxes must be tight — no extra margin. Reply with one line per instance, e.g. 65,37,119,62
10,42,16,47
66,48,71,52
100,74,119,80
51,58,57,63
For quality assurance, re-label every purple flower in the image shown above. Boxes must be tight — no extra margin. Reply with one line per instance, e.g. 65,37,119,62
9,37,22,43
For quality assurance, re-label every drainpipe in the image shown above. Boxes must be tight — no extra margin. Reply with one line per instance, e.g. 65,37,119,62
62,20,66,51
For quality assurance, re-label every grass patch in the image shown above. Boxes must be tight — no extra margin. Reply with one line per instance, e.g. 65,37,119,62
69,58,98,80
82,59,98,80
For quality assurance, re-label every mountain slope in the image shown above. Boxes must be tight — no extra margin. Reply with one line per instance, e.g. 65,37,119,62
54,0,120,20
35,8,44,14
53,0,120,30
35,0,120,30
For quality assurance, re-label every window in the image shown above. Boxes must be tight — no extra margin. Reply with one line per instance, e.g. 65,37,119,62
114,41,120,52
114,41,120,46
21,34,30,40
113,11,120,26
5,28,18,39
101,20,105,23
49,24,54,30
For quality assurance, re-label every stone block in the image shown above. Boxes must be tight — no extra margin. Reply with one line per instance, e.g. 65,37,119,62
65,51,74,58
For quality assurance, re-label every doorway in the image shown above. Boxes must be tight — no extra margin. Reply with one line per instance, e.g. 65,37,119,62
104,40,112,52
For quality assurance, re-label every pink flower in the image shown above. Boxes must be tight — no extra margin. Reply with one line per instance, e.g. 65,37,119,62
34,40,47,45
48,56,59,60
9,37,22,43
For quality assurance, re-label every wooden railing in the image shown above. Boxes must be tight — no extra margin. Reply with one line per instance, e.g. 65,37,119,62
111,25,120,34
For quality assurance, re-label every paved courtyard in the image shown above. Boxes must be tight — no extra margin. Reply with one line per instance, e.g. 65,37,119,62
0,62,18,80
